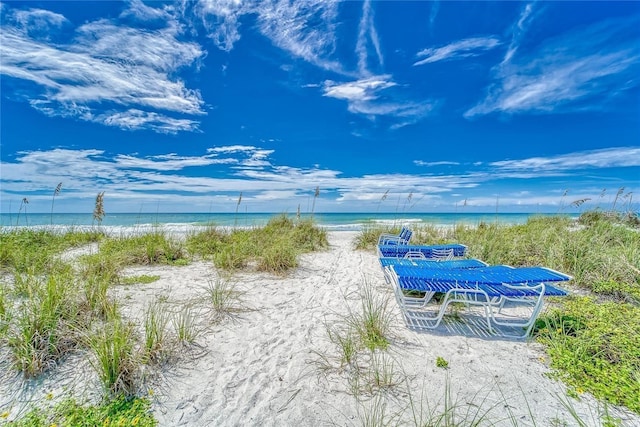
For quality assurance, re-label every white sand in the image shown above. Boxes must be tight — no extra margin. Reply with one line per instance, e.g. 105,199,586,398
1,231,638,426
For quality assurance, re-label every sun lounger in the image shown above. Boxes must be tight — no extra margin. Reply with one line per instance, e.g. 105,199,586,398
378,226,413,246
387,264,571,338
379,258,488,269
377,243,467,259
378,257,488,283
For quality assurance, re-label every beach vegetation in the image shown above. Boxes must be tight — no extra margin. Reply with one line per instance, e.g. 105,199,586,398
142,299,171,364
353,224,395,250
50,182,62,225
0,228,103,274
0,285,9,336
93,192,105,225
350,283,392,352
121,274,161,285
6,395,156,427
435,356,449,369
88,314,140,397
6,269,82,377
421,212,639,414
202,278,247,322
96,231,187,267
187,214,328,273
325,322,359,369
534,296,640,413
16,197,29,226
172,303,200,345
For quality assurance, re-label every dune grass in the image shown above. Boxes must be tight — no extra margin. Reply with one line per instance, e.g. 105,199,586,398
142,299,171,364
171,303,200,345
96,231,188,267
0,228,103,274
6,268,82,377
187,214,328,274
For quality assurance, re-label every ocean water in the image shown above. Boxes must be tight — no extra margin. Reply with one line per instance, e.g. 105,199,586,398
0,212,577,232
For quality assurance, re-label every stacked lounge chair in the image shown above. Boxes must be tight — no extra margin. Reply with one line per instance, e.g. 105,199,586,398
377,227,571,338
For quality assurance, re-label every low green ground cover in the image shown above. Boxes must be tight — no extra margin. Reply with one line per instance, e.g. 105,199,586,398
5,396,156,427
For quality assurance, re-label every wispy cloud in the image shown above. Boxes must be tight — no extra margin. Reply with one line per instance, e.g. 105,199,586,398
186,0,427,128
429,1,439,31
501,2,538,65
414,36,501,66
356,0,383,75
2,145,637,212
0,3,205,133
255,0,344,74
185,0,345,74
490,147,640,171
465,14,640,117
414,160,460,167
114,153,236,171
185,0,247,53
323,76,396,102
323,75,436,123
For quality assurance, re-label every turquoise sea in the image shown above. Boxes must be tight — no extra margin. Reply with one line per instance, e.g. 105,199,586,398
0,212,577,231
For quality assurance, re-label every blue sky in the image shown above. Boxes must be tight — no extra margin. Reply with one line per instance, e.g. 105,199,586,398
1,0,639,214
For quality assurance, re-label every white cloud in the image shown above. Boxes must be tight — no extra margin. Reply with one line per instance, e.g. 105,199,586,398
490,147,640,171
10,6,68,39
2,146,637,213
0,3,206,133
501,2,537,65
323,75,435,122
414,36,501,66
120,0,170,23
100,110,201,134
323,76,396,102
185,0,345,73
356,0,383,75
208,145,258,154
414,161,460,167
466,15,640,117
255,0,344,74
114,153,235,171
188,0,247,52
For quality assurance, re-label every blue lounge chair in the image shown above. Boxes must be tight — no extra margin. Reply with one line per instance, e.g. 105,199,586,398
387,264,571,338
378,226,413,246
378,257,488,284
377,243,467,259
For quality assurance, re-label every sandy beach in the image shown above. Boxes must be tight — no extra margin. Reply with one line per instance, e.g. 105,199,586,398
1,230,638,426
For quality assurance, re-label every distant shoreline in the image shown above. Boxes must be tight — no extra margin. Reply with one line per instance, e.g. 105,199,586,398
0,211,579,230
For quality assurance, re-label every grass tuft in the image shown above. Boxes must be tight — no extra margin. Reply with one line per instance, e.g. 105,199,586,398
88,314,140,397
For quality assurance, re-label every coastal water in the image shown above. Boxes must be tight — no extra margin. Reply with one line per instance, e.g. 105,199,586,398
0,212,577,231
